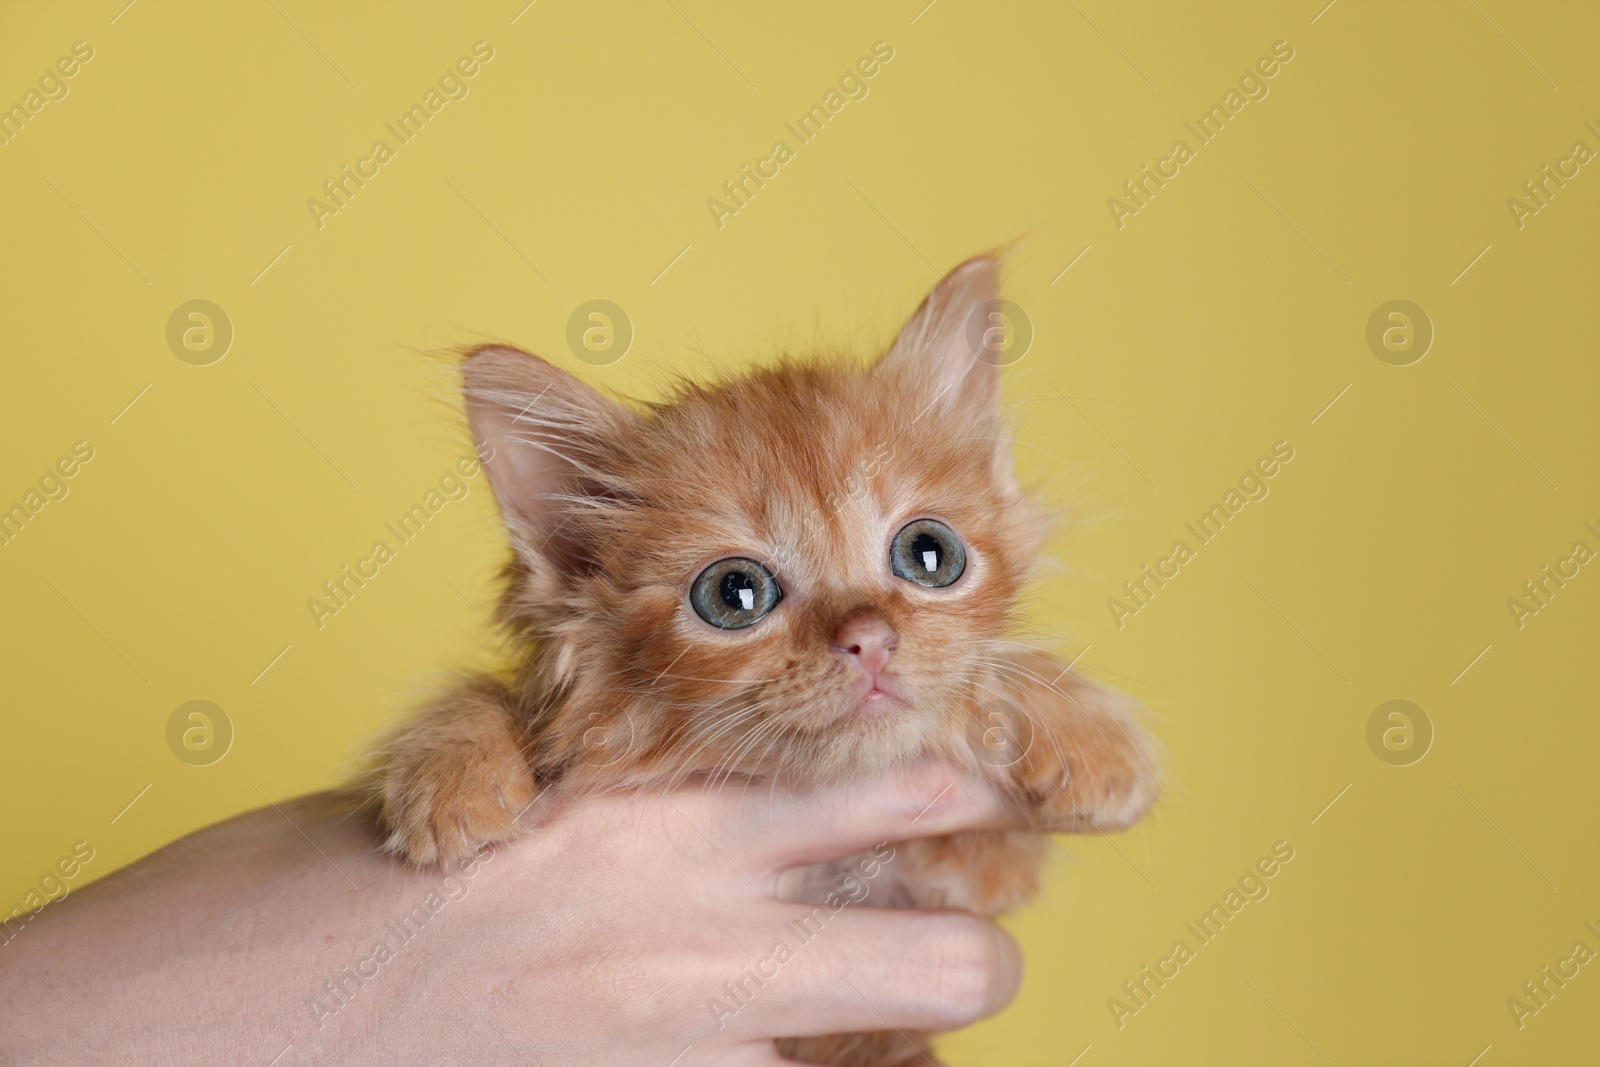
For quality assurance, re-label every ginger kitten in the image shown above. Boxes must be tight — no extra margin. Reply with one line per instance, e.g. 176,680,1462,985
369,256,1158,1066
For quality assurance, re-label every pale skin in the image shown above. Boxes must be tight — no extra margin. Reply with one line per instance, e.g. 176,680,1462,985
0,764,1023,1066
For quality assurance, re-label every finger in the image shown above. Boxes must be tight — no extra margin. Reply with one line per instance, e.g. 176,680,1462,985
724,760,1012,875
720,1045,798,1067
709,904,1022,1040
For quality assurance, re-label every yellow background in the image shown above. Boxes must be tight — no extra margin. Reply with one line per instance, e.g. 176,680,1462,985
3,1,1598,1063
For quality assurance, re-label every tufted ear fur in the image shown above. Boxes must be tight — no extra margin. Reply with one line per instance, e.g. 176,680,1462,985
461,345,634,578
874,255,1004,420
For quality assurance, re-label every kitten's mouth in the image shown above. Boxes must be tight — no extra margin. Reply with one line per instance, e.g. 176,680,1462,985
846,676,905,719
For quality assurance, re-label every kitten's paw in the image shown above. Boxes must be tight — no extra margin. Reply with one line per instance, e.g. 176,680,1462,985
380,754,535,866
983,651,1160,834
1052,720,1158,831
371,681,537,866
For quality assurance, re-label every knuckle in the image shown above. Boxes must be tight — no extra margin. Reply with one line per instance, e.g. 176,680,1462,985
549,928,682,1027
891,762,965,821
905,914,1002,1025
580,948,690,1028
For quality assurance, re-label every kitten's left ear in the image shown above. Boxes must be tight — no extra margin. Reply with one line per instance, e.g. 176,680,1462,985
875,255,1004,418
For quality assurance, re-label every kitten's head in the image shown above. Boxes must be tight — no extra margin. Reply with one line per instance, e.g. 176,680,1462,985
468,257,1048,784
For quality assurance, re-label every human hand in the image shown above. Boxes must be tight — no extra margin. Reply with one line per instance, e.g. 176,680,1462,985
1,764,1021,1066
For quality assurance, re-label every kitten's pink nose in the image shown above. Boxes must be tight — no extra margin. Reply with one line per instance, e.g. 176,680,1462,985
831,608,899,678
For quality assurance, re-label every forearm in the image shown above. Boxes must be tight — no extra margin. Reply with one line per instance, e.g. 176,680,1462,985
1,796,423,1064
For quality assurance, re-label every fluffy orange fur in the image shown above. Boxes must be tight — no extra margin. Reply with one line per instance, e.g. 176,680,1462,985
367,256,1158,1066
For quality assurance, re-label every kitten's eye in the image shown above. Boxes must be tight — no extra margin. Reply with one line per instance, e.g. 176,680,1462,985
890,519,966,588
691,558,781,629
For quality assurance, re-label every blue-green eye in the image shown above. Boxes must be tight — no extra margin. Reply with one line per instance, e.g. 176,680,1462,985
691,558,781,629
890,520,965,588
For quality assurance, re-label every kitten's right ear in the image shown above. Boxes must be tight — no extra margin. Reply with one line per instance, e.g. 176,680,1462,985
461,345,632,571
